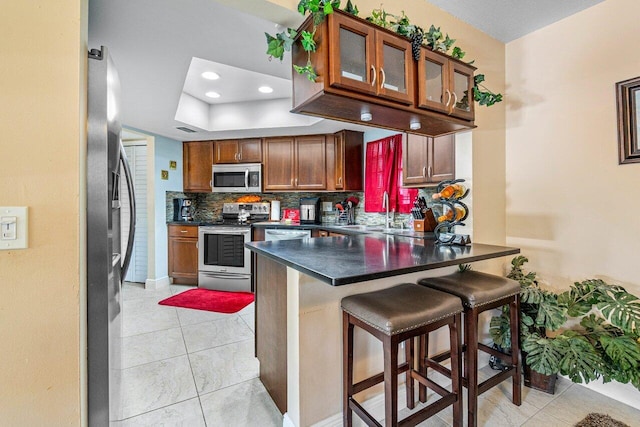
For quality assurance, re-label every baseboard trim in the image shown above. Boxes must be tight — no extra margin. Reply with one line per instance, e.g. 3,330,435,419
282,412,296,427
311,387,410,427
145,276,170,290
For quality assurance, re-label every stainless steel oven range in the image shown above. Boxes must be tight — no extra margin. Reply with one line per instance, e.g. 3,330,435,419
198,202,269,292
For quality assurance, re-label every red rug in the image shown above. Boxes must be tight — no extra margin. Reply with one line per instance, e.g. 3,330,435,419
158,288,254,314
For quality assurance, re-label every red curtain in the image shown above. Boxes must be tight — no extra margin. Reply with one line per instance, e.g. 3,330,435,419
364,134,417,213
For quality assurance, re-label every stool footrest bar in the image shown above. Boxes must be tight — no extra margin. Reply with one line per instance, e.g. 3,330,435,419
399,393,457,427
478,342,513,363
349,398,382,427
425,359,452,378
478,366,515,395
353,362,410,395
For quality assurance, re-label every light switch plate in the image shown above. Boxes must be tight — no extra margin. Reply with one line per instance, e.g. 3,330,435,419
322,202,333,212
0,207,28,250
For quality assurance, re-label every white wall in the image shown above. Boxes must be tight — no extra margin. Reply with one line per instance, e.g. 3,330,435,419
506,0,640,408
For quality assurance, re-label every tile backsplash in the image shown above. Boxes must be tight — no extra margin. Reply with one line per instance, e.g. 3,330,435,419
166,189,438,227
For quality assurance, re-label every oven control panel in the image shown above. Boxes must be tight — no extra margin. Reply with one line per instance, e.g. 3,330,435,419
222,202,270,215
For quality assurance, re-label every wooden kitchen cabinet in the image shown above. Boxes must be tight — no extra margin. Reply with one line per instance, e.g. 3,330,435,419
168,224,198,285
183,141,213,192
214,138,262,163
417,48,475,121
263,135,326,191
326,130,363,191
402,133,455,186
328,11,413,105
291,9,475,137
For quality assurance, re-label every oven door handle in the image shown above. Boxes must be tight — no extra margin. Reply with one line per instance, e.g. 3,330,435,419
200,228,251,235
200,271,250,280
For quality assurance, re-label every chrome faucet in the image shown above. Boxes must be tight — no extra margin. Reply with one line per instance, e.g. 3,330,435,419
382,191,392,229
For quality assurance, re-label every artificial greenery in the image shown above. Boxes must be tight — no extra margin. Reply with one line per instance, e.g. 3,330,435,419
265,2,503,106
344,0,358,16
265,0,339,82
490,256,640,390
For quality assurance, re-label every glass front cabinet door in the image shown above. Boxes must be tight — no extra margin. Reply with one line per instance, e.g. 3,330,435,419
328,13,413,105
418,48,475,121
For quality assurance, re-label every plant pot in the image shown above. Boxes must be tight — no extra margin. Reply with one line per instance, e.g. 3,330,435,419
522,355,557,394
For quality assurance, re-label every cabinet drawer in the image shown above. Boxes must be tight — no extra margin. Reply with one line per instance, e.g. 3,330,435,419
168,224,199,238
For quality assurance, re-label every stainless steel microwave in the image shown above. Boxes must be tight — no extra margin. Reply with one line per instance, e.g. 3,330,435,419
211,163,262,193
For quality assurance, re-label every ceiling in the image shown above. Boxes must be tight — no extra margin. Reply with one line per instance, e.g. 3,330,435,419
88,0,603,142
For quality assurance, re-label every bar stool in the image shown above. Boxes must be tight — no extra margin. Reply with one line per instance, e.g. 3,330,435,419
341,283,463,427
418,270,522,427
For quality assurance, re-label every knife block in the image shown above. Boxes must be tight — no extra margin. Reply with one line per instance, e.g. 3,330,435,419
413,209,437,232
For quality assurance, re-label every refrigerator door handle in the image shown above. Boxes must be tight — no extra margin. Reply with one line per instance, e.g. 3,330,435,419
120,143,136,280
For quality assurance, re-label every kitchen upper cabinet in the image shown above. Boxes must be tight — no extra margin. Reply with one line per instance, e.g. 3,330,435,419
263,137,295,191
168,224,198,285
264,136,326,191
326,130,363,191
402,133,455,186
417,49,475,121
328,11,413,105
183,141,213,193
291,9,475,137
214,138,262,164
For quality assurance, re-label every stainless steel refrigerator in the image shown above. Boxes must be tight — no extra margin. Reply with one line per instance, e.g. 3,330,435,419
87,46,136,425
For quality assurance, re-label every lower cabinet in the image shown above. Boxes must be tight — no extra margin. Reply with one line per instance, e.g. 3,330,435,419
168,224,198,285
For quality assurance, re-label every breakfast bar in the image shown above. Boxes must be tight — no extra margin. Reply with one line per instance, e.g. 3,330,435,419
246,234,519,426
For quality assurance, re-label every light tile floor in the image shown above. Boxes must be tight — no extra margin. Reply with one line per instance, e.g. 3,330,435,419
112,283,640,426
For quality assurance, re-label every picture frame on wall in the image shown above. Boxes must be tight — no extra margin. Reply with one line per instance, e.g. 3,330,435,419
616,76,640,164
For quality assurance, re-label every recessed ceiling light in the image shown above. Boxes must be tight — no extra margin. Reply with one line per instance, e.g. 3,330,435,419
205,91,220,99
202,71,220,80
258,86,274,94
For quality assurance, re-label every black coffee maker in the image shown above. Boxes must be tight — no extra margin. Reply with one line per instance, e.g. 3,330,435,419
173,198,194,221
299,197,321,224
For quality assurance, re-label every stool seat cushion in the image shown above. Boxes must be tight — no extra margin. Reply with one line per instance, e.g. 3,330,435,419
418,271,520,308
341,283,463,335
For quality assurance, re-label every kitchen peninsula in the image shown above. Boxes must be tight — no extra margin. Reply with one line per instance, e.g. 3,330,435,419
245,234,519,426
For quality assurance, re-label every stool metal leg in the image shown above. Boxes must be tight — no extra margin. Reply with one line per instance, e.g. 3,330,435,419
466,307,479,427
510,295,522,406
343,311,354,427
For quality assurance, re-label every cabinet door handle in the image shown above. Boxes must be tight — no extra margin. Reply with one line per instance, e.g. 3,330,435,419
234,153,238,161
291,178,294,186
209,180,212,188
370,65,376,87
422,166,426,178
295,178,298,186
445,90,452,107
180,230,188,233
338,177,342,185
428,166,433,177
450,92,458,114
238,152,242,161
379,68,386,89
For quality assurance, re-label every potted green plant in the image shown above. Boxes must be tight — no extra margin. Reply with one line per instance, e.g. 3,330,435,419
490,255,566,392
490,256,640,393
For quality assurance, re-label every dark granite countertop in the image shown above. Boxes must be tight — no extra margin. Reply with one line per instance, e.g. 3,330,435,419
167,221,201,226
245,234,520,286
